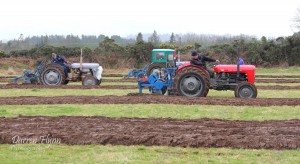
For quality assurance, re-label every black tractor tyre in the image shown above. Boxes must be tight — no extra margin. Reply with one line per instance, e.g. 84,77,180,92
40,64,66,85
96,79,102,85
147,63,165,77
63,80,69,85
82,75,98,86
234,82,258,98
173,67,210,97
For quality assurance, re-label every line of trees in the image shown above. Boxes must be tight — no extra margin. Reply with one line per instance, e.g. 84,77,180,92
0,31,300,68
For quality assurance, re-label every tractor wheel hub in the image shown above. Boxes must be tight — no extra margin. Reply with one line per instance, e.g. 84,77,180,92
182,77,200,91
239,87,253,97
45,71,59,83
85,79,95,85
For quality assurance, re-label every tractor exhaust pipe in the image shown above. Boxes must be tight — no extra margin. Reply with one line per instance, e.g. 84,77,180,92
80,48,83,71
237,48,240,79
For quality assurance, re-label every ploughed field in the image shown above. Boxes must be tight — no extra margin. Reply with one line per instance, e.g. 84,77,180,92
0,95,299,106
0,116,299,149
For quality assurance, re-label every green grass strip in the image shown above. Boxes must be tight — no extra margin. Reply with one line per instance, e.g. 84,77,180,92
0,104,299,121
256,67,300,75
0,88,299,98
0,144,299,163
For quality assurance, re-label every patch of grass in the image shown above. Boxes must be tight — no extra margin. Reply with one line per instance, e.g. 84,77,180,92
0,88,299,98
103,69,129,74
43,82,137,86
0,104,299,121
101,82,136,86
255,83,300,86
207,89,300,98
256,67,300,75
102,77,127,79
0,144,299,163
0,89,136,97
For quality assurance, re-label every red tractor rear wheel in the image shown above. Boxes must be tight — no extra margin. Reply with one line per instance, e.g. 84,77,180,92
234,82,258,98
173,67,209,97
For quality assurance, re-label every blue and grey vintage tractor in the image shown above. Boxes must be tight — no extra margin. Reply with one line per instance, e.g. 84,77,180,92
40,53,103,86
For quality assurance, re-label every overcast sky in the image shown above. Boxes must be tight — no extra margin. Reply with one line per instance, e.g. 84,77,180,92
0,0,299,41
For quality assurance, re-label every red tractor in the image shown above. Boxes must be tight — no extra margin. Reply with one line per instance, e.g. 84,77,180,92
173,62,257,98
138,53,258,98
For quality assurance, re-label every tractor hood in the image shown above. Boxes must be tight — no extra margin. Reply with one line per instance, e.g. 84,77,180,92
214,65,256,73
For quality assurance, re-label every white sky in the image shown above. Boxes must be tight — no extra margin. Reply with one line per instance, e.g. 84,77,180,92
0,0,299,41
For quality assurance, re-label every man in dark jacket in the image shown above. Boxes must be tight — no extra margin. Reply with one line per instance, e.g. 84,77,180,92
190,50,219,77
51,53,70,76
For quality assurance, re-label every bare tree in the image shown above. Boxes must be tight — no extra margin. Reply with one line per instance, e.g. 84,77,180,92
293,7,300,30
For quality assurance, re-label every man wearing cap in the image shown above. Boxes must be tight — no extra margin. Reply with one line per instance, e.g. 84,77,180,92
190,50,219,77
51,53,70,76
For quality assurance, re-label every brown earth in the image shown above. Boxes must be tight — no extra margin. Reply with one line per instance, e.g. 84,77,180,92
257,85,300,90
0,95,299,106
0,116,299,149
256,75,300,78
256,79,300,83
103,74,125,77
0,84,299,90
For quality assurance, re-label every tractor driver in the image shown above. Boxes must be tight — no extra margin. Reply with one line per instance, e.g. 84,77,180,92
51,53,70,76
190,50,219,78
51,53,68,65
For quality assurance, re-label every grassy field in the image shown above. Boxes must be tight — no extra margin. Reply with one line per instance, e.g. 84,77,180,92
256,67,300,75
255,83,300,86
0,67,300,163
0,104,299,120
0,144,299,163
0,88,299,98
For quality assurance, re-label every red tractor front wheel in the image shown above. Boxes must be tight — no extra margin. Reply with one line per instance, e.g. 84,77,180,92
234,82,258,98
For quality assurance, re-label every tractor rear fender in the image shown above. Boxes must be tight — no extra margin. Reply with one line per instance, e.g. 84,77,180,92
176,62,209,76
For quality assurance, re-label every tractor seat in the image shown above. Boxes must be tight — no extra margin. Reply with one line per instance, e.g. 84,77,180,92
71,63,100,69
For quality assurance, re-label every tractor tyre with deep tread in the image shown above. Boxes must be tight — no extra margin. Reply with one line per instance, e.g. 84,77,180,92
234,82,257,98
173,67,210,97
147,63,165,77
40,64,66,85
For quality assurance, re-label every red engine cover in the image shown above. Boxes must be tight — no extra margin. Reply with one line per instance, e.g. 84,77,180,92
214,65,256,84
